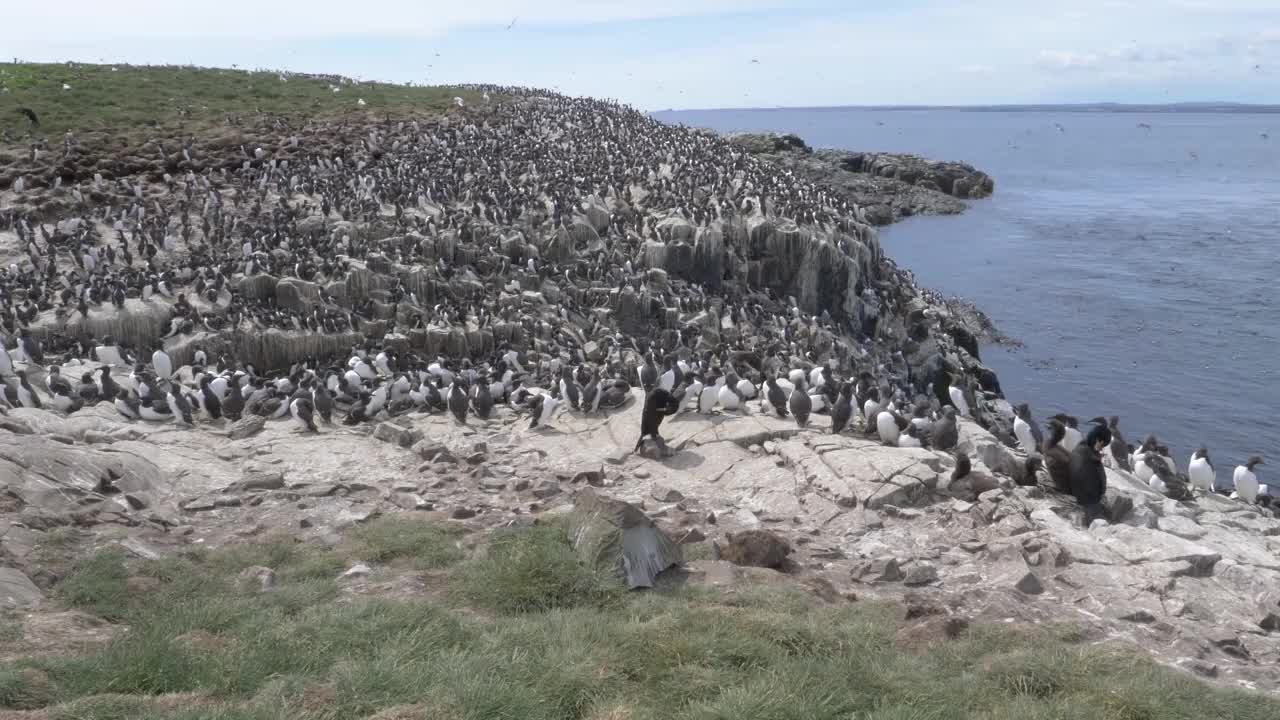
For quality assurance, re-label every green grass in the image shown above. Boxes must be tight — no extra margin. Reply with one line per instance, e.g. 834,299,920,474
0,517,1275,720
351,516,465,571
450,525,624,614
0,62,474,140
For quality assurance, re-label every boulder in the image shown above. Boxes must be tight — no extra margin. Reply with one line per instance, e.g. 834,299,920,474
903,562,939,586
567,489,682,589
715,530,792,570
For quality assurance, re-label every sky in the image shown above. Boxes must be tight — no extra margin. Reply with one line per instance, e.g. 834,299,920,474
4,0,1278,110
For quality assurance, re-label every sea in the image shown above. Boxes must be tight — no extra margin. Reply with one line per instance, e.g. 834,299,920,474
653,107,1280,479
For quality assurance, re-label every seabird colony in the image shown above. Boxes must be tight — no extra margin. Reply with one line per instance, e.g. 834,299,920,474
0,85,1266,509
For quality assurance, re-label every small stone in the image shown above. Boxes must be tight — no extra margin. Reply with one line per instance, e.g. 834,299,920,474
532,481,562,499
214,496,242,508
479,478,508,491
1178,659,1219,678
451,507,477,520
633,469,651,479
903,562,939,586
341,563,372,580
960,541,987,553
334,509,378,527
883,505,923,520
466,452,487,465
303,483,339,498
678,528,706,544
1024,551,1043,567
181,496,217,513
763,441,778,454
238,566,276,592
706,511,717,525
1014,572,1044,595
374,422,423,448
300,518,314,528
1259,612,1280,632
471,442,488,455
572,469,604,485
237,472,285,492
227,416,267,440
413,441,457,464
390,492,430,511
1209,631,1251,658
854,557,902,583
124,493,150,510
513,479,531,492
651,486,684,503
950,500,975,514
1120,609,1157,624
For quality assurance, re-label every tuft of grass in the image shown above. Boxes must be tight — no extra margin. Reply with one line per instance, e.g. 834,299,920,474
0,63,476,140
3,523,1279,720
352,516,465,571
56,548,130,621
450,525,624,614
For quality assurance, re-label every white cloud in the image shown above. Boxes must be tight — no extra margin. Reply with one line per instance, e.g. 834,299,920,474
1037,51,1103,71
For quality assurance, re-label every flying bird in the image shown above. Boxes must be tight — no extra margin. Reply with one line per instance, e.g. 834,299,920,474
17,107,38,127
507,16,518,30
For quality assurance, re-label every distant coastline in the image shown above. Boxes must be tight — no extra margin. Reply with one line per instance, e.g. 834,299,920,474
654,102,1280,115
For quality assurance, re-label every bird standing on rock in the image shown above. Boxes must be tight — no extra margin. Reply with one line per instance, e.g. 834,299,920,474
448,379,469,423
932,407,959,451
1188,447,1215,494
1013,403,1041,455
1234,456,1265,503
635,387,680,453
789,376,812,428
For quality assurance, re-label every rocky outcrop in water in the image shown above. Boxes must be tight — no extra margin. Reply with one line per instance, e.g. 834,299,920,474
725,132,994,226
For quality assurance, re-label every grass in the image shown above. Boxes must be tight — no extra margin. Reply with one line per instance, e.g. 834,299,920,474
0,62,475,141
0,515,1273,719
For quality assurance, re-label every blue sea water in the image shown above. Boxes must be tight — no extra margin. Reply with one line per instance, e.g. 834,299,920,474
654,107,1280,478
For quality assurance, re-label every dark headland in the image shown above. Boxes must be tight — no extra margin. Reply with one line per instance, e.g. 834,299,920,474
0,63,1279,719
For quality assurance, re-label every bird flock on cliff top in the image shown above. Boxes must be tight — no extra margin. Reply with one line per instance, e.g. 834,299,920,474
0,83,1267,507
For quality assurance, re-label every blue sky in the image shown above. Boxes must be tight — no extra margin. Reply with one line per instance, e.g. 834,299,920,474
5,0,1278,110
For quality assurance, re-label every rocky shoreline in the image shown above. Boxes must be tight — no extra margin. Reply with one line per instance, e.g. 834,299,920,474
1,81,1278,699
724,131,995,226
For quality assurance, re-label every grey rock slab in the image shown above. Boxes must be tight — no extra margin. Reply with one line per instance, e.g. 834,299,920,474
1157,515,1207,541
0,568,43,609
1096,526,1220,574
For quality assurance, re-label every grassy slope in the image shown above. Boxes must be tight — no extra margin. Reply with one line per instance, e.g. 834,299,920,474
0,63,470,140
0,516,1276,720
